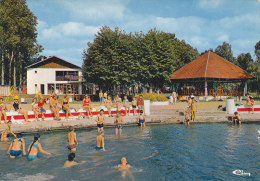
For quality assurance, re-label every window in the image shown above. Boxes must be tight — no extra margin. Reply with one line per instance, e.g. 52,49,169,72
56,71,79,81
48,84,55,94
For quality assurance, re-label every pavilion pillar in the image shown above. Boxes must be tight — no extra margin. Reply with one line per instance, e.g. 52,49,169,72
204,79,208,97
243,81,248,98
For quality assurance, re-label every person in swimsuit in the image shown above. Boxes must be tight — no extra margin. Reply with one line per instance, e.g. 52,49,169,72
63,153,86,168
99,90,104,105
1,121,16,142
123,96,130,116
8,133,26,159
38,98,46,121
27,134,51,161
184,111,190,126
137,95,144,114
131,97,137,116
96,131,105,151
249,96,255,114
172,91,177,104
96,109,105,132
117,157,132,179
0,97,8,123
187,97,192,112
104,91,108,100
67,126,78,152
233,112,241,125
32,98,41,121
118,157,131,169
115,94,122,111
82,95,92,118
191,98,197,122
105,96,112,117
50,94,61,120
62,95,72,120
114,111,124,136
12,96,29,123
138,110,146,127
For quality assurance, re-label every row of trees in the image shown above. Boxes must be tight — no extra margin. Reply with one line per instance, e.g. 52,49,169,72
82,26,199,91
0,0,42,87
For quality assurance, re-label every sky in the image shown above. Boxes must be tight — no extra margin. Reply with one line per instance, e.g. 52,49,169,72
27,0,260,66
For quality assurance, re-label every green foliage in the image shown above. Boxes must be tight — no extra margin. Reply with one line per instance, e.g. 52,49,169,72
137,93,168,102
214,42,236,63
0,0,42,86
237,53,253,72
82,26,199,91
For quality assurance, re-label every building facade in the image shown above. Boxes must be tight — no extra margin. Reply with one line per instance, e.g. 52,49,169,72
26,56,84,95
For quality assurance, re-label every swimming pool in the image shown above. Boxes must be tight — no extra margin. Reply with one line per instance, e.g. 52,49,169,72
0,123,259,181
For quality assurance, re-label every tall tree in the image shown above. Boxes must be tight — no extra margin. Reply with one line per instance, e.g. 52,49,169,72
214,42,235,63
237,53,253,72
255,40,260,61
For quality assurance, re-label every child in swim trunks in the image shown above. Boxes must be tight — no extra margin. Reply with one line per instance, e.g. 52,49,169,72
233,112,241,125
8,133,26,159
138,110,146,127
96,131,105,151
114,111,124,136
38,98,46,121
96,109,106,132
67,126,78,152
63,153,86,168
131,97,137,116
184,111,190,126
0,97,8,123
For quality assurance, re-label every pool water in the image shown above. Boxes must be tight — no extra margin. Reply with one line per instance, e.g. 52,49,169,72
0,123,260,181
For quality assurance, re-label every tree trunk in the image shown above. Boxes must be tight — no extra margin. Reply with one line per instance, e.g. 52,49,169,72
1,51,4,85
9,51,14,86
13,57,16,87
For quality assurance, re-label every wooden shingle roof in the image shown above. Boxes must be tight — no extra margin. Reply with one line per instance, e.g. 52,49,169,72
170,51,254,80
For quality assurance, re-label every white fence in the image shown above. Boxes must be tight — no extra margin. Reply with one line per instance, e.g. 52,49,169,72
0,86,11,96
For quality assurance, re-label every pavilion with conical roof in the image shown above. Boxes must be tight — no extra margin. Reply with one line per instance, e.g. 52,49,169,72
170,51,254,97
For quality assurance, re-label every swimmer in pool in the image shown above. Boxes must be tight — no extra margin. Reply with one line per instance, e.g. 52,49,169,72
96,131,105,151
117,157,133,179
233,112,241,125
138,110,146,127
114,111,124,136
27,134,51,161
96,109,105,132
184,111,190,126
63,153,86,168
118,157,131,169
7,133,26,158
67,126,78,152
1,121,16,142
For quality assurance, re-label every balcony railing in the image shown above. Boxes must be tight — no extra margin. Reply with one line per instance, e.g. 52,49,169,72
56,75,79,81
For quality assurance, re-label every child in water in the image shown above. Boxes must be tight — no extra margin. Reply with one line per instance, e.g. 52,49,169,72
117,157,131,169
138,110,146,127
8,133,26,159
114,111,124,136
233,112,241,125
63,153,86,168
1,121,16,142
96,109,106,132
184,111,190,126
67,126,78,152
96,131,105,151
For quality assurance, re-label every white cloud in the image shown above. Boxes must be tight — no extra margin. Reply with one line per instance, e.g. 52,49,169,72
40,22,100,40
61,0,129,21
198,0,222,9
216,34,229,42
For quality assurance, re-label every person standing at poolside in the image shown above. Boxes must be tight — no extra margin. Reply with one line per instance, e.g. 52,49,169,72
249,96,255,114
50,94,61,120
38,98,46,121
62,95,72,120
137,95,144,113
82,95,92,118
7,133,26,159
12,96,29,123
123,96,130,116
138,110,146,127
115,94,122,111
0,97,8,123
104,91,108,100
131,96,137,116
1,121,16,142
114,111,124,136
172,91,177,104
184,110,190,126
32,98,41,121
191,98,197,122
105,96,112,117
63,153,86,168
187,97,192,112
99,90,104,105
67,126,78,152
27,134,51,161
96,131,105,151
96,109,105,132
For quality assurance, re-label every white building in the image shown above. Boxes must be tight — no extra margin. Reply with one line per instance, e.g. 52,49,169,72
26,56,84,95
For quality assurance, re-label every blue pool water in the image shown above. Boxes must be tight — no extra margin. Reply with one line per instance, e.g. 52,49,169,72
0,123,260,181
